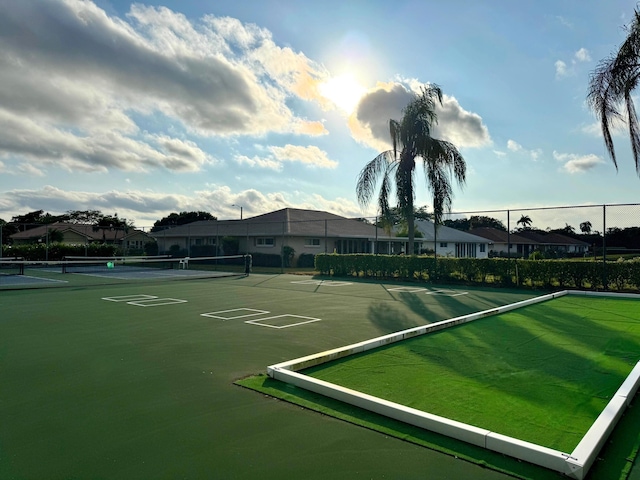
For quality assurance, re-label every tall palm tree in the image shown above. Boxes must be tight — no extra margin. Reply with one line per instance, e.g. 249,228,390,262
587,8,640,175
516,215,532,229
356,85,466,255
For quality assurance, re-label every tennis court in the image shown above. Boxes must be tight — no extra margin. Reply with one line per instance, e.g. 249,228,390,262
1,269,638,479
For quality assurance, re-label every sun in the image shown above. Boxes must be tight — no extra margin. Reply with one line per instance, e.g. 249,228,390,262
318,74,366,114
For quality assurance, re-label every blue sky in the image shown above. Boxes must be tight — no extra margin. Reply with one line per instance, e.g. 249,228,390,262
0,0,638,229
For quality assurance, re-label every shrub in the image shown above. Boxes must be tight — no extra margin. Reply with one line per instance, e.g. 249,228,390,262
297,253,315,268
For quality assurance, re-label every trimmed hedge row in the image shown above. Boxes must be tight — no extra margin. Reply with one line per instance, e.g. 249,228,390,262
314,254,640,291
1,243,118,261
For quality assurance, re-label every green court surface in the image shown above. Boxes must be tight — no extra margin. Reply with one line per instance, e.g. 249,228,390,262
1,272,638,479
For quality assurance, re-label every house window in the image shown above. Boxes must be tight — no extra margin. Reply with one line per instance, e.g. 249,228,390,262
480,244,486,253
256,237,275,247
440,242,448,248
305,238,321,247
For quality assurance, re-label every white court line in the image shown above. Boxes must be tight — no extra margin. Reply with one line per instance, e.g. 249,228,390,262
127,298,187,307
103,294,158,302
201,308,270,320
291,280,352,287
22,275,68,284
246,314,321,329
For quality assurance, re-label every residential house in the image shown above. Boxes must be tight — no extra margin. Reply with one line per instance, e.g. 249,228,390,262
9,222,153,252
151,208,407,259
469,227,538,257
414,220,491,258
515,230,590,255
469,227,590,257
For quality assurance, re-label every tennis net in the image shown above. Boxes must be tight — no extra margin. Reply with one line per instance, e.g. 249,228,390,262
5,255,249,277
0,259,25,276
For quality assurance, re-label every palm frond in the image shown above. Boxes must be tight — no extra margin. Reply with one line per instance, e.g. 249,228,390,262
356,151,396,207
421,139,467,225
588,8,640,174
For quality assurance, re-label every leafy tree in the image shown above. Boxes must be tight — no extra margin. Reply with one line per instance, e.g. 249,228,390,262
357,85,466,254
11,210,46,229
549,223,577,238
0,218,16,245
92,214,133,242
66,210,104,224
587,8,640,175
151,211,216,232
444,215,506,231
580,221,592,234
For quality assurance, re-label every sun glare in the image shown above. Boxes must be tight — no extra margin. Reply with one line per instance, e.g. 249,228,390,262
319,74,366,114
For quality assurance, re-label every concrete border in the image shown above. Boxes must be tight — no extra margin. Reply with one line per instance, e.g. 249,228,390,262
267,290,640,480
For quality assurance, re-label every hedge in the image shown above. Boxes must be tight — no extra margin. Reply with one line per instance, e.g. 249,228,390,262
314,254,640,292
1,243,118,261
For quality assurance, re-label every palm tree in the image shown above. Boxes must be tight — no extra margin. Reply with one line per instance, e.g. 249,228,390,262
580,221,593,234
516,215,532,229
587,9,640,175
356,85,466,255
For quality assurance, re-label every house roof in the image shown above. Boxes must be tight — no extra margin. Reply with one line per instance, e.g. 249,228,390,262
9,222,150,242
414,220,492,244
515,230,590,246
151,208,396,240
469,227,537,245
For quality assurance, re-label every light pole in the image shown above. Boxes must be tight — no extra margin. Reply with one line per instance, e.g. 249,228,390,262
232,204,243,220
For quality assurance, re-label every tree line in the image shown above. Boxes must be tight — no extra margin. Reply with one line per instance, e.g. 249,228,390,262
0,210,217,244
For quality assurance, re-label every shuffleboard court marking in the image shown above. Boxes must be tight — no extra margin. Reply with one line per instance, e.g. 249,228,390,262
127,298,188,307
387,286,427,293
102,294,158,302
425,289,469,297
387,286,469,296
290,280,352,287
246,314,321,329
201,308,270,320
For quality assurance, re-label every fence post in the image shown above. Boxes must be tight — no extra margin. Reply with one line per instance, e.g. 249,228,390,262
325,219,328,254
507,210,511,283
602,204,607,290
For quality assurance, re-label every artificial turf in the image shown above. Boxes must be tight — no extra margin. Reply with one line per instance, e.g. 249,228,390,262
302,296,640,453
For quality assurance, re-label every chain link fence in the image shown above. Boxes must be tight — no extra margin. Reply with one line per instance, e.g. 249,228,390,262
1,203,639,288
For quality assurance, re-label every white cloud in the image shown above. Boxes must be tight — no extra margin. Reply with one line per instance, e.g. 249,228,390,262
555,48,591,79
234,145,337,170
555,16,573,29
530,149,542,161
269,145,338,168
348,81,491,152
507,140,522,152
506,140,542,161
234,154,283,171
555,60,569,78
0,184,364,226
0,0,330,174
553,150,605,173
574,48,591,63
493,150,507,157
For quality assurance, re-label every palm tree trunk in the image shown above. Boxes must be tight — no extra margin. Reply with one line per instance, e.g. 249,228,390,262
407,197,414,255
